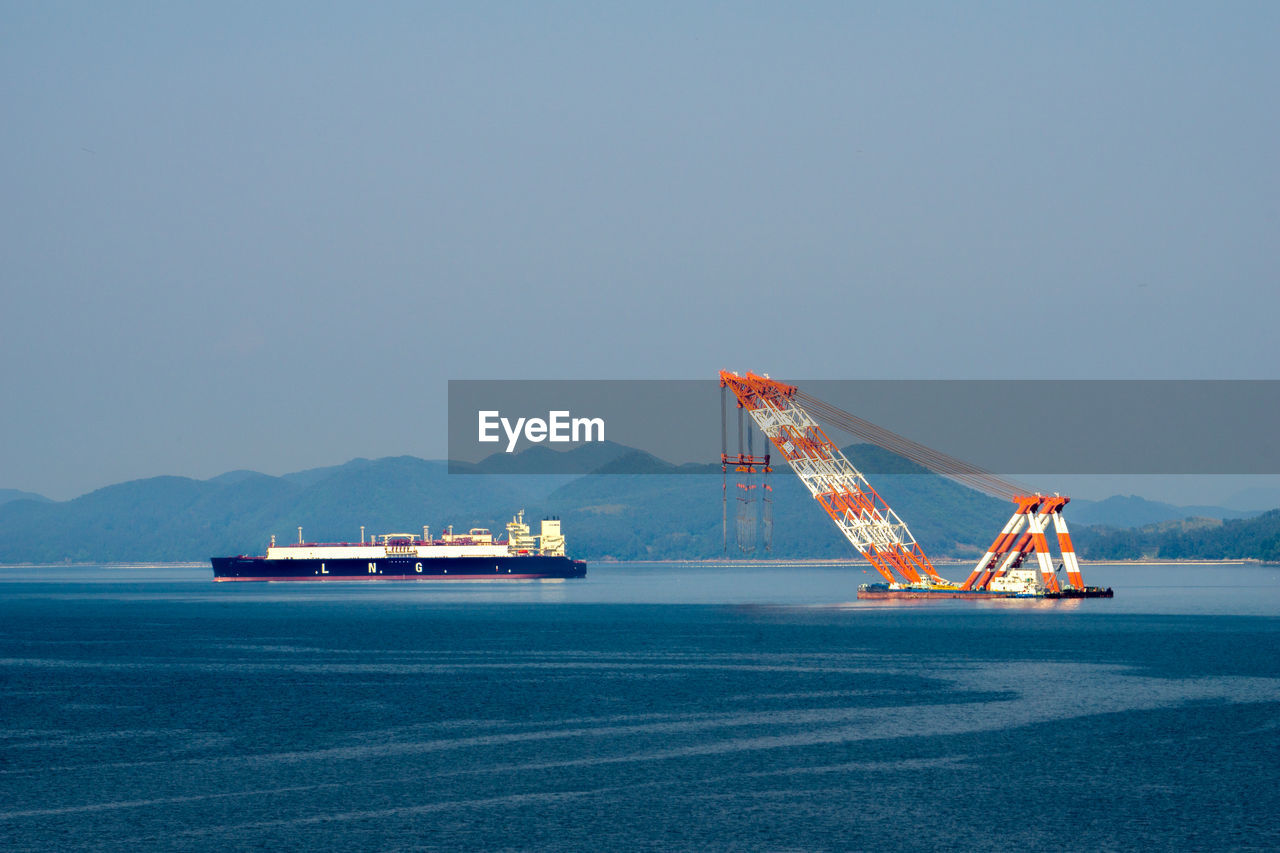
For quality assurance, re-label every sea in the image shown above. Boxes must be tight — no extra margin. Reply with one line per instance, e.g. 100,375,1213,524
2,561,1278,851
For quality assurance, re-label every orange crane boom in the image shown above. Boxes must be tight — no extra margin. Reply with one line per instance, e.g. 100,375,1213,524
720,371,944,586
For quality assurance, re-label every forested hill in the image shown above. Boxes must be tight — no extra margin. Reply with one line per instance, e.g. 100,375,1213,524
1073,511,1280,562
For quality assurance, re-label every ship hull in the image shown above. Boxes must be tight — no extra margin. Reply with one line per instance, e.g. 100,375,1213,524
857,585,1113,601
211,555,587,582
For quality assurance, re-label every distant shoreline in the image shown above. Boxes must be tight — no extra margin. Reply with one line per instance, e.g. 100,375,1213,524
0,562,208,569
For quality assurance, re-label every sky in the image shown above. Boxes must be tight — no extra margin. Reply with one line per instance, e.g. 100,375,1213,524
1,2,1277,502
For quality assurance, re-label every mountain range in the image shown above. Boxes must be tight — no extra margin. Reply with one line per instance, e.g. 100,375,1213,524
1067,494,1261,528
0,443,1275,564
0,489,52,508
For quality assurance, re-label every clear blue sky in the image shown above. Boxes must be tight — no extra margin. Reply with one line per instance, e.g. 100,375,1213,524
2,2,1277,500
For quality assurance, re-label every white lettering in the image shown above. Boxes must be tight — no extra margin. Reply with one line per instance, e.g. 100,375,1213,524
478,411,501,443
368,562,377,573
481,411,607,452
548,410,570,441
502,416,526,453
321,562,328,575
572,416,605,442
415,562,423,573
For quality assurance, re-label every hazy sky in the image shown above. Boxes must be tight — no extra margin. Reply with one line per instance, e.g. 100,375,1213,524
2,2,1277,500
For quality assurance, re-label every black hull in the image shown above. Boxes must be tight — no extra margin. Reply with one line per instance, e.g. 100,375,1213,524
1048,587,1114,599
211,555,587,582
858,584,1113,601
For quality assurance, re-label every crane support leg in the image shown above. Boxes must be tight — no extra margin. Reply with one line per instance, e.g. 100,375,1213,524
1026,509,1062,593
1052,511,1084,589
972,496,1081,593
967,494,1081,594
964,496,1041,590
964,507,1030,589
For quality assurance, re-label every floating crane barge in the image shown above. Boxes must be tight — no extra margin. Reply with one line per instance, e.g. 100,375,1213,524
720,372,1112,601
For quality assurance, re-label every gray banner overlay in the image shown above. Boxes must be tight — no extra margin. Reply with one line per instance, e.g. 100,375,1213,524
448,380,1280,475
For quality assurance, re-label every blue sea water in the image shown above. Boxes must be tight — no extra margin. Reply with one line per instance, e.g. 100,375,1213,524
1,562,1278,851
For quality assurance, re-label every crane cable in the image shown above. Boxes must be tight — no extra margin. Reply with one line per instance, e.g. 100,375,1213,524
791,390,1036,502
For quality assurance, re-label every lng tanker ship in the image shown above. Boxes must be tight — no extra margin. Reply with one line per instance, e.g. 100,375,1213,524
211,510,586,582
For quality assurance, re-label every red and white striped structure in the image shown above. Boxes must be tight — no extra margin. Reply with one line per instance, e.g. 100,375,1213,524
720,371,1090,592
959,496,1084,591
720,371,944,586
